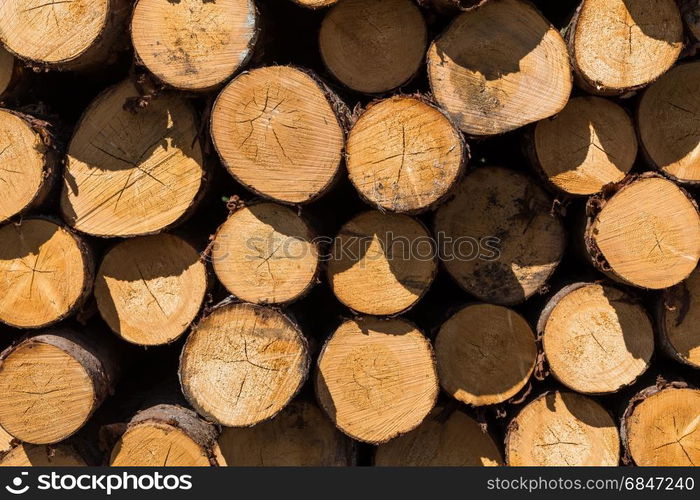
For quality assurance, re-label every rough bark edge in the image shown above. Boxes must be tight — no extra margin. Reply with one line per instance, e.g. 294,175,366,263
178,299,311,428
314,316,440,445
0,216,94,329
656,280,700,368
345,93,470,215
584,172,700,288
619,379,693,465
0,327,120,444
290,0,339,9
0,442,87,466
210,65,349,206
536,281,654,394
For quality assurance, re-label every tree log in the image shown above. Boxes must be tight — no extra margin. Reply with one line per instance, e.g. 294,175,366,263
680,0,700,41
527,96,637,195
315,317,438,444
179,301,310,427
434,166,566,305
658,267,700,368
436,303,536,406
291,0,339,8
566,0,683,95
0,328,120,444
0,443,86,467
94,233,208,346
538,283,654,394
0,47,17,98
0,218,93,329
427,0,571,136
326,211,437,315
211,66,345,204
346,96,466,213
60,79,206,238
584,174,700,289
505,391,620,466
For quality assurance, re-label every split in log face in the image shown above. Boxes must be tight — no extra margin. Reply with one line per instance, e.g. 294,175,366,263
315,317,438,444
0,444,86,466
61,80,205,238
638,62,700,183
505,391,620,466
0,110,53,223
94,234,207,346
624,387,700,466
531,96,637,195
586,176,700,289
326,211,437,315
0,48,14,96
540,283,654,394
435,303,536,406
569,0,683,95
131,0,258,92
427,0,571,136
216,400,355,466
211,203,319,304
346,97,466,213
319,0,427,94
179,302,310,427
211,66,344,204
374,407,502,466
659,267,700,368
434,167,566,305
0,219,93,329
110,404,218,466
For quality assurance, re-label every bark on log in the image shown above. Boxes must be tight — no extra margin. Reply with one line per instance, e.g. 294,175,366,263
319,0,427,94
435,303,537,406
315,317,438,444
526,96,637,195
0,218,93,329
179,300,310,427
0,328,120,444
131,0,259,92
584,174,700,289
216,400,356,466
0,443,87,467
374,406,503,466
291,0,339,8
538,282,654,394
110,404,220,466
211,66,346,204
505,391,620,466
326,211,437,315
657,267,700,368
566,0,683,95
211,202,319,305
346,96,467,213
427,0,571,136
94,233,208,346
0,0,130,71
433,166,566,305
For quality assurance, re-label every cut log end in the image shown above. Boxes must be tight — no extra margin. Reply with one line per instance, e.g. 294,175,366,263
427,0,571,136
660,268,700,368
292,0,339,8
346,96,465,213
540,283,654,394
436,303,536,406
327,211,437,315
587,176,700,289
532,96,637,195
506,391,620,466
434,166,565,305
638,62,700,183
132,0,258,92
569,0,683,95
95,233,207,346
624,387,700,466
179,302,310,427
319,0,426,94
374,407,503,466
0,219,92,329
216,400,355,466
212,203,319,305
0,48,14,97
0,443,86,467
315,317,438,444
61,80,205,238
211,66,344,204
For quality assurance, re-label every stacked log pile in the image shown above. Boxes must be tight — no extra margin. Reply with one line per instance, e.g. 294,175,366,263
0,0,698,467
